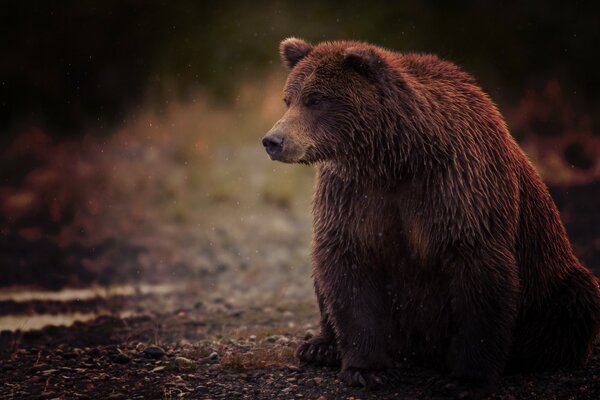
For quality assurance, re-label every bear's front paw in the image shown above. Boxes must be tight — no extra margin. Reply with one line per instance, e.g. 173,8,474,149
429,377,491,400
339,367,401,390
296,336,340,366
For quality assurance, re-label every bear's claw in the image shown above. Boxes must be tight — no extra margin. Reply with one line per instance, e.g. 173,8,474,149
296,336,340,366
339,368,401,390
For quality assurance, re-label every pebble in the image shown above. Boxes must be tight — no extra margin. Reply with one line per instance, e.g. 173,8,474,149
113,354,130,364
228,309,243,317
87,347,100,357
209,351,219,360
200,356,218,365
172,357,196,372
196,385,208,393
303,330,316,340
144,345,166,359
276,336,291,345
263,335,280,343
61,351,78,360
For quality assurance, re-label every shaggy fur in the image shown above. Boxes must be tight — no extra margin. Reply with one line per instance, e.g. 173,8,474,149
262,38,600,398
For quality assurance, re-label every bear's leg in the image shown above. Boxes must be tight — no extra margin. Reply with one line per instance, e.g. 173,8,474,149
508,268,600,372
440,248,519,399
296,282,340,366
317,258,395,389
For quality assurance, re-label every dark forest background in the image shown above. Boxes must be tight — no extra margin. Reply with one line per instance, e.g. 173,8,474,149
2,0,599,138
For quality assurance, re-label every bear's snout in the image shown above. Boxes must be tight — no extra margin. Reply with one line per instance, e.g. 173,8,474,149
262,133,285,158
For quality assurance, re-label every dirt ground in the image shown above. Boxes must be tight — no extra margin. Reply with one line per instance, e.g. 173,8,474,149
1,297,600,400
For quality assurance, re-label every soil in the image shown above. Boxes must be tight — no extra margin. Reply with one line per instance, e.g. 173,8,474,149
0,182,599,400
1,304,599,400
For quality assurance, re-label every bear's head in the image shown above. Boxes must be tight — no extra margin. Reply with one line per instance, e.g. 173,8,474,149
262,38,395,169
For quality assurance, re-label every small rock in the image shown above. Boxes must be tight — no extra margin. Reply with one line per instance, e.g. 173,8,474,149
150,366,166,373
27,364,45,374
209,351,219,360
172,357,196,372
196,385,208,393
135,342,145,351
144,345,166,359
87,347,100,357
263,335,280,343
228,309,243,317
62,351,78,360
200,356,218,364
113,354,130,364
249,335,257,342
303,330,316,340
276,336,291,345
313,377,323,385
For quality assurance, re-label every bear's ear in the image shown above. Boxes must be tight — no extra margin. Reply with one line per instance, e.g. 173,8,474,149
343,47,386,81
280,37,313,69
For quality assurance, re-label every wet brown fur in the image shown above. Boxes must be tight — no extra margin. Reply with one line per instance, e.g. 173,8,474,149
263,38,600,397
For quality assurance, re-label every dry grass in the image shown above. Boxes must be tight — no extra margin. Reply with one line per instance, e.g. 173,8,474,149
219,345,297,370
180,342,215,360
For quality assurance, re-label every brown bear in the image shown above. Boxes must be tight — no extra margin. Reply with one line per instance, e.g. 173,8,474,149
262,38,600,399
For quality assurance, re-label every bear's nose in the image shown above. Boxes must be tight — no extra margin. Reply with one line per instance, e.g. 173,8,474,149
262,133,285,156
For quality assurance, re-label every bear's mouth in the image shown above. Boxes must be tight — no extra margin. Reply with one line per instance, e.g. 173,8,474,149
272,147,312,164
295,145,319,165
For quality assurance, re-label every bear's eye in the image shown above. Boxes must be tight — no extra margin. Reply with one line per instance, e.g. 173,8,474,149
283,97,291,107
304,96,323,109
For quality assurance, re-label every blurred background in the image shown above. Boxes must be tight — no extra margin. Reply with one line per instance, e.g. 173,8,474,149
1,0,599,330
